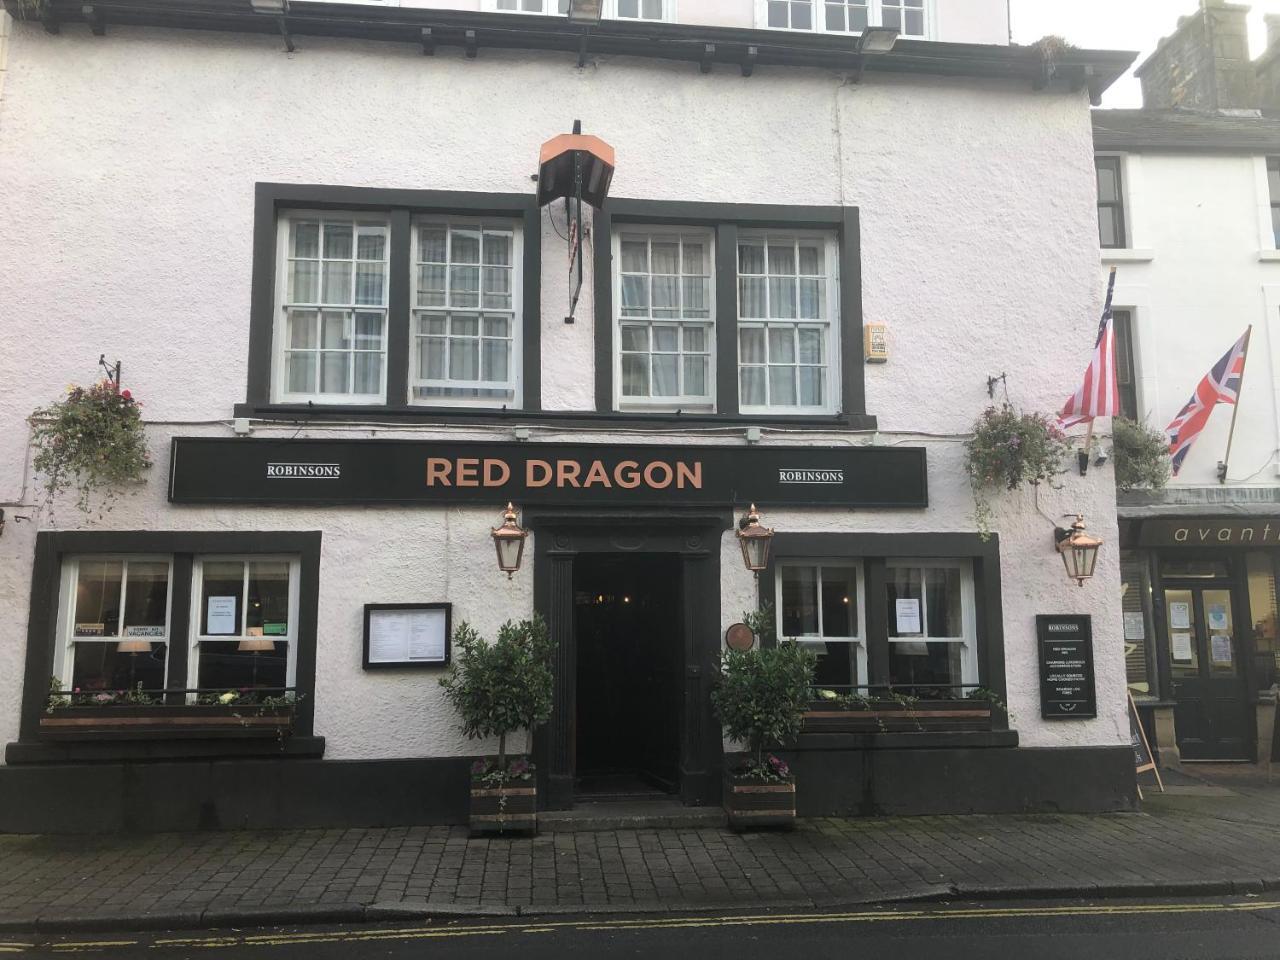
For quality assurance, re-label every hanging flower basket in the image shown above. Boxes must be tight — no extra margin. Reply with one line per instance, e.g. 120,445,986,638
28,379,151,515
964,404,1069,538
1112,417,1170,494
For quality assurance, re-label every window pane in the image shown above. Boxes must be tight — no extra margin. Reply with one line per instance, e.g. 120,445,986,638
323,223,353,260
652,354,679,396
622,354,648,396
768,243,796,275
739,243,765,274
74,560,123,637
421,337,446,379
768,0,788,27
322,260,352,303
887,567,923,638
355,262,385,306
72,641,166,695
291,221,319,259
452,229,481,264
792,1,811,28
419,226,447,262
289,260,318,303
683,356,707,397
484,315,511,338
888,641,963,696
286,352,316,394
246,561,290,636
641,0,661,16
1096,161,1118,202
482,338,510,382
201,561,244,636
882,6,900,29
683,326,707,352
683,277,710,317
769,366,797,405
925,567,963,637
1098,208,1118,249
320,311,348,349
483,232,512,266
353,352,382,394
449,338,480,380
797,327,823,364
482,267,511,309
768,327,796,363
781,566,819,637
739,277,767,317
652,275,679,316
620,324,648,352
1121,551,1154,695
821,567,857,637
1268,159,1280,198
651,241,679,275
451,266,480,307
798,278,823,319
452,314,480,337
197,641,287,693
740,327,766,363
356,231,385,261
652,325,679,352
619,0,638,15
320,352,349,394
797,243,821,275
741,366,766,406
904,8,923,35
769,278,796,318
288,310,317,349
621,275,649,314
621,239,648,273
825,2,845,30
418,264,446,306
122,561,169,634
1271,205,1280,249
812,645,857,688
799,366,824,407
353,312,383,349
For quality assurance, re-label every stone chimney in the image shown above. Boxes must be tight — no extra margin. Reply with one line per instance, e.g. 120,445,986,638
1135,0,1257,112
1258,14,1280,111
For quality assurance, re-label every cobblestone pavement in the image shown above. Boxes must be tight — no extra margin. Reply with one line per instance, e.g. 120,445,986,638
3,768,1280,930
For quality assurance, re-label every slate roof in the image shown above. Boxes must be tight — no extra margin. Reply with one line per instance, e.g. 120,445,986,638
1093,108,1280,152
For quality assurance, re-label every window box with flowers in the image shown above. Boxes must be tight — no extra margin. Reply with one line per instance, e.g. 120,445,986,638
803,688,1001,734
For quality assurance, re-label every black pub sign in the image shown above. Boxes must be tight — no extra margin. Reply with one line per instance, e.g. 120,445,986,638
168,438,928,508
1037,614,1096,720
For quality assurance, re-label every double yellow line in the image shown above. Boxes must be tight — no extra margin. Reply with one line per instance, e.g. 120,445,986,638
27,898,1280,953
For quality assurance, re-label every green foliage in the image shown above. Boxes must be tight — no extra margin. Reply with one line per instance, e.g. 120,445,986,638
964,403,1069,538
439,615,556,774
1112,417,1170,493
29,380,150,516
711,607,815,776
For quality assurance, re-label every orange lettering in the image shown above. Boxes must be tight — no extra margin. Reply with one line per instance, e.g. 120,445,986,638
527,460,553,487
583,461,612,488
483,459,511,487
675,461,702,489
426,458,452,487
644,461,673,489
615,461,641,489
557,460,582,488
456,458,480,487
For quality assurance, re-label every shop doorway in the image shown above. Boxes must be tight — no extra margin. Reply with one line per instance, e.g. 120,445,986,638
573,554,682,799
1163,560,1252,760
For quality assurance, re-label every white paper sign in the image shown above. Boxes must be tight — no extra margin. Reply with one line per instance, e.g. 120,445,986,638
1123,612,1146,641
1169,602,1191,630
1211,634,1233,665
1171,632,1194,662
895,598,922,635
123,625,167,638
206,596,238,635
368,608,447,665
1208,604,1230,632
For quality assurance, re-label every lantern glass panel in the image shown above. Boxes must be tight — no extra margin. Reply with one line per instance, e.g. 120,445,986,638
495,537,524,572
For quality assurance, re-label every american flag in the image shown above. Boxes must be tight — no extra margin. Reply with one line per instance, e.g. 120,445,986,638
1166,328,1252,477
1059,269,1120,429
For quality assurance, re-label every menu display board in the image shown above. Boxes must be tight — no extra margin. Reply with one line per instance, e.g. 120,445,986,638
1037,614,1097,720
362,604,452,670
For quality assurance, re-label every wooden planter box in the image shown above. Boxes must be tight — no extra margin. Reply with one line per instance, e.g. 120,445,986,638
469,782,537,836
803,700,993,734
38,705,295,741
724,775,796,831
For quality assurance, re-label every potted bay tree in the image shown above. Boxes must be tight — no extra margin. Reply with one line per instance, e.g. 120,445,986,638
439,614,555,835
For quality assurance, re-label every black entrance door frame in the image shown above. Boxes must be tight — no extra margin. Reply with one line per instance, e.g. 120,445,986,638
528,508,731,809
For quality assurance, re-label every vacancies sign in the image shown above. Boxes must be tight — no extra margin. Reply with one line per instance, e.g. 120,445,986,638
168,438,928,508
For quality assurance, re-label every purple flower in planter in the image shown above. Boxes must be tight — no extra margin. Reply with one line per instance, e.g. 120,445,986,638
768,755,790,779
470,759,490,777
508,758,530,778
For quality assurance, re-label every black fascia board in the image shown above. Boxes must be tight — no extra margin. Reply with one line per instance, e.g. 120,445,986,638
10,0,1136,102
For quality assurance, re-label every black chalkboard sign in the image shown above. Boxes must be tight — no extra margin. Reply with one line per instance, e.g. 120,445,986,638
1129,693,1154,772
1037,614,1097,720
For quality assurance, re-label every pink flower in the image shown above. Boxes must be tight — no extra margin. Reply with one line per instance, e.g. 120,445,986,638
120,389,132,401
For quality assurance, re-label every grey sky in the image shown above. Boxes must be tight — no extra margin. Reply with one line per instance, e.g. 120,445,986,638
1009,0,1280,107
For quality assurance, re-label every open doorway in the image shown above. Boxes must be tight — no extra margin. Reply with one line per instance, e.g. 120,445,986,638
573,554,682,800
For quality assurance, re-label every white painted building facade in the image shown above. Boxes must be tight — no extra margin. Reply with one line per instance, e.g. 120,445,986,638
0,0,1136,831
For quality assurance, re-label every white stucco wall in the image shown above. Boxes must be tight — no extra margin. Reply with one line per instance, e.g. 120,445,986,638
1103,149,1280,488
0,23,1121,763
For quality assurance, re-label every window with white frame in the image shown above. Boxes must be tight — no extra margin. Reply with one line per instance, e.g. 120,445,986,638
777,562,865,689
737,232,839,413
764,0,930,37
490,0,569,13
276,216,389,404
56,557,172,696
413,219,522,407
607,0,670,20
885,560,977,696
615,229,714,408
191,557,299,695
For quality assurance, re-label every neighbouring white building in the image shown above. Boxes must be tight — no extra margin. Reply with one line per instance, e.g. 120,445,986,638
1094,0,1280,769
0,0,1136,832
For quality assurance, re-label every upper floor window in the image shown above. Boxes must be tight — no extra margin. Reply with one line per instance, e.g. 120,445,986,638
1095,155,1127,250
763,0,929,37
276,215,389,404
607,0,671,20
738,232,839,414
1267,157,1280,248
1113,308,1138,420
490,0,569,13
614,228,714,409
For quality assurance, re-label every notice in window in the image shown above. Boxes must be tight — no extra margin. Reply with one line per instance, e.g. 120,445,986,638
206,596,238,635
1123,612,1145,641
1171,632,1194,662
1207,603,1230,632
1169,602,1191,630
894,598,922,635
1211,634,1233,665
366,607,448,666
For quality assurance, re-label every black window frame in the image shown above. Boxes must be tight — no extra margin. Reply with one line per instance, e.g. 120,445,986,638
13,530,324,762
593,198,867,425
760,531,1007,726
241,183,543,419
1095,155,1127,250
1268,157,1280,249
1112,307,1138,420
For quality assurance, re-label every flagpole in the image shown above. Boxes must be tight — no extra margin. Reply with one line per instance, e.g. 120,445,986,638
1220,325,1254,482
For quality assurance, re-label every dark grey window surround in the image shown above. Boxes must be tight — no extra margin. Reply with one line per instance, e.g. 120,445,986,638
12,530,324,763
1095,155,1126,250
593,199,867,424
240,183,543,421
760,531,1007,722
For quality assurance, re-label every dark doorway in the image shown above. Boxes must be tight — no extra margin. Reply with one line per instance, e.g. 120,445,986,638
573,554,682,800
1163,558,1253,761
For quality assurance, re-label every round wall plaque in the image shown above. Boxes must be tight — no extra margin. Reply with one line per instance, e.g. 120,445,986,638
724,622,755,652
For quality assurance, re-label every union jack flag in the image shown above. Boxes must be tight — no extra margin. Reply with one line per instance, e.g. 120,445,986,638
1059,269,1120,429
1166,328,1252,476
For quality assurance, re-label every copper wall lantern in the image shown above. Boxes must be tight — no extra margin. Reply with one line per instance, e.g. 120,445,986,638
492,502,529,579
1055,514,1103,587
737,504,774,578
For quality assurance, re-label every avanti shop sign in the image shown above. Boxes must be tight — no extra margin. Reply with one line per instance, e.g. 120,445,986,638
1138,518,1280,547
168,438,928,508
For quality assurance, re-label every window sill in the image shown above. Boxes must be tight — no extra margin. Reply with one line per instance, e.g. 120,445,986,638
234,402,879,432
1258,250,1280,262
1101,249,1154,263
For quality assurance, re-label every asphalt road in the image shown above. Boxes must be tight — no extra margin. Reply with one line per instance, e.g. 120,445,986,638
7,897,1280,958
